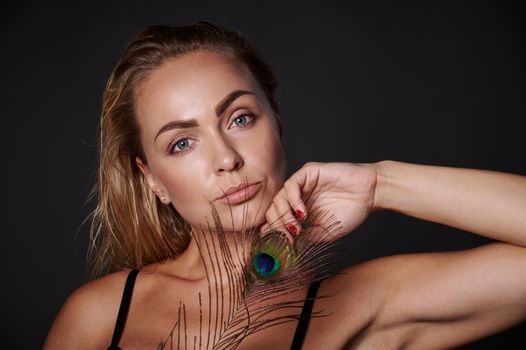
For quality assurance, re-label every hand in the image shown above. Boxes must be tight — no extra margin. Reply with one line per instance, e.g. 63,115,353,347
261,162,378,242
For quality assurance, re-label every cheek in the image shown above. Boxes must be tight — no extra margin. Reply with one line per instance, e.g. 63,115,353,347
150,119,286,230
155,163,209,224
243,125,286,200
261,126,286,184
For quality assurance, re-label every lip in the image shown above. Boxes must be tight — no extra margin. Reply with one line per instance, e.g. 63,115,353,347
217,182,262,205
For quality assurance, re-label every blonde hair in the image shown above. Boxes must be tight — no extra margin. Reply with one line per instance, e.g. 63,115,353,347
88,22,281,278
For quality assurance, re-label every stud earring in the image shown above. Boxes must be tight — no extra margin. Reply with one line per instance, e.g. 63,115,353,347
160,194,165,201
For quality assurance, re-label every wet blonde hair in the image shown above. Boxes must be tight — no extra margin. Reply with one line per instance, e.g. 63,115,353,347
88,22,282,278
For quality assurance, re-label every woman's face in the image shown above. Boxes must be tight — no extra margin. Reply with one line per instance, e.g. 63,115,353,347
135,50,286,232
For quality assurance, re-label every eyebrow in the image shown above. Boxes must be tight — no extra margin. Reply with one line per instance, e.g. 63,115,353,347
154,90,255,142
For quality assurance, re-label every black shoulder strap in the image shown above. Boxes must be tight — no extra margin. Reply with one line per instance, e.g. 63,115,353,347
290,280,322,350
107,269,139,350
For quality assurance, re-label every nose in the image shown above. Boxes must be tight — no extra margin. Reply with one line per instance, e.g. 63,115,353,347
213,135,244,174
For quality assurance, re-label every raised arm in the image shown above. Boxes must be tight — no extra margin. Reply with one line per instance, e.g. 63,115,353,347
364,161,526,348
263,160,526,348
374,160,526,246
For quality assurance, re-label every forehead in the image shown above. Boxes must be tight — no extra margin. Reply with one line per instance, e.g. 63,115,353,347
135,50,261,129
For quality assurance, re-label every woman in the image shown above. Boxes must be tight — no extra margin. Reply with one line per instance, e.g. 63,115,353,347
44,22,526,349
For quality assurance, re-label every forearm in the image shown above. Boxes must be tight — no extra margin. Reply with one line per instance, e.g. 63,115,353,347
373,160,526,246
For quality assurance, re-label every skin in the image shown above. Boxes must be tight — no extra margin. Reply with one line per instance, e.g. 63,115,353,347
135,50,286,233
44,50,526,349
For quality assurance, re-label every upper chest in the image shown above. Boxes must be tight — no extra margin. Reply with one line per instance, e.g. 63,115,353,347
115,277,388,350
117,276,313,349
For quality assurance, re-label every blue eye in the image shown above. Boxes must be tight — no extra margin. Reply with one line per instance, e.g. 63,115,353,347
170,137,194,154
234,116,247,126
230,113,255,129
175,138,190,150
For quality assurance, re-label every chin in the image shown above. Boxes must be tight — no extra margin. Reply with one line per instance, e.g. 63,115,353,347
197,193,268,233
214,203,266,233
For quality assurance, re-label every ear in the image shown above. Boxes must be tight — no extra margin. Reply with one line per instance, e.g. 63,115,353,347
135,157,170,204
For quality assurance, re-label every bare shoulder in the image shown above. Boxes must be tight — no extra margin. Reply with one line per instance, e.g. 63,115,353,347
304,255,397,349
309,250,452,349
316,244,526,349
44,270,132,350
320,252,401,313
321,248,474,326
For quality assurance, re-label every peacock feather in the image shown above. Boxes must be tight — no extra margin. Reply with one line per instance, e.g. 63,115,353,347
157,180,343,349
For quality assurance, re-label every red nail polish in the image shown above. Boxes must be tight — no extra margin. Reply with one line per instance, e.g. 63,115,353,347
296,209,304,219
287,224,297,237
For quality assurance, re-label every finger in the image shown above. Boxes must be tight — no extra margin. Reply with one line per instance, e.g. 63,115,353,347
283,179,307,222
285,162,320,210
264,203,295,245
271,189,302,238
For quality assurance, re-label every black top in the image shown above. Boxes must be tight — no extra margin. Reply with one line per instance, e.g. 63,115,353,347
107,269,321,350
290,279,322,350
107,269,139,350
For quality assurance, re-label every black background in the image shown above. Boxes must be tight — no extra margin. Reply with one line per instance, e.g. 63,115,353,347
2,0,525,348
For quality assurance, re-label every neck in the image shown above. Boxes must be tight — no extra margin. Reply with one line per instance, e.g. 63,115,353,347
164,226,255,282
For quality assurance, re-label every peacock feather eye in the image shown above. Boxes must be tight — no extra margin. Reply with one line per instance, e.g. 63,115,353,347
253,251,280,277
249,230,295,283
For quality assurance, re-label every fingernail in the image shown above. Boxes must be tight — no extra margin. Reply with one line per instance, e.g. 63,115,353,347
295,209,304,219
287,224,297,238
